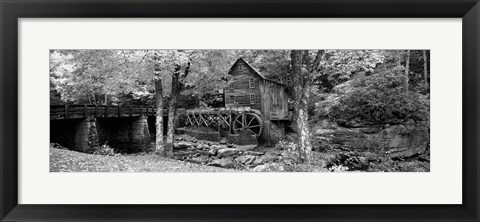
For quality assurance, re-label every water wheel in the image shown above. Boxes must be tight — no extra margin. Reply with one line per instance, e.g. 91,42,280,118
232,112,263,137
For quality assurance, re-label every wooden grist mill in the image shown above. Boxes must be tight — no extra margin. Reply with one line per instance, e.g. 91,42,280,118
183,58,291,145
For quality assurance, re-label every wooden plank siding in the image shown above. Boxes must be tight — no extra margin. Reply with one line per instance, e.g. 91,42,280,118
259,80,289,120
225,58,289,120
224,60,262,111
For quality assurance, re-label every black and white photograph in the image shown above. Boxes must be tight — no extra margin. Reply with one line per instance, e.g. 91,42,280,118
50,49,430,172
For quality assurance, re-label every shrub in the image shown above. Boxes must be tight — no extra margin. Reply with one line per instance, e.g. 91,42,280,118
93,144,116,156
325,69,429,126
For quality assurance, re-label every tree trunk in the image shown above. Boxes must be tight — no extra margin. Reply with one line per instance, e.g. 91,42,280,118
87,94,92,104
423,50,428,88
405,50,410,92
165,64,181,158
154,65,165,154
290,50,313,164
104,91,108,105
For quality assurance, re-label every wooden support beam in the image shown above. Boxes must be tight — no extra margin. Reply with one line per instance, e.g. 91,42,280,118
118,105,121,117
65,105,69,119
83,104,88,118
94,105,98,117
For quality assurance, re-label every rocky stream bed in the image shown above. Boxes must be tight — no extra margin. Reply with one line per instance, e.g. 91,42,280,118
169,135,328,172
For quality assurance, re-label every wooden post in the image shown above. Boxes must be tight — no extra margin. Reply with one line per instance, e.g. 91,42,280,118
242,112,245,130
118,105,121,117
83,104,88,118
229,109,232,134
129,105,133,117
105,106,108,117
65,105,69,119
94,104,98,117
217,110,220,133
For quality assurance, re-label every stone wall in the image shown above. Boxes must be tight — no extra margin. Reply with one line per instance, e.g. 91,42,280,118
227,131,258,145
259,120,286,146
94,116,150,153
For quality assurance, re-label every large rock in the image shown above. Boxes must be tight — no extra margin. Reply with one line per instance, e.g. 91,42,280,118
385,130,428,157
252,163,285,172
174,141,195,149
219,138,228,144
186,156,210,165
208,158,235,168
217,148,241,158
315,122,428,158
235,155,257,165
210,144,228,150
244,151,264,156
252,154,279,166
235,145,257,151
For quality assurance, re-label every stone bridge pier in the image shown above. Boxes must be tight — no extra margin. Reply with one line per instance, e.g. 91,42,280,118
50,116,150,153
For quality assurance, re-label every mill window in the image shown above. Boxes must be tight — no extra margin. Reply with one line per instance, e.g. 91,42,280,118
249,78,255,88
250,94,255,104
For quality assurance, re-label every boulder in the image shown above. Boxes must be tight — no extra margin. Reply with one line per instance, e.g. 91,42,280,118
208,158,235,168
208,148,218,156
174,141,194,149
217,148,241,158
252,163,285,172
315,123,428,158
261,154,280,163
252,154,278,165
385,130,429,157
235,155,257,165
252,158,264,166
186,156,209,165
211,144,228,150
244,151,264,156
219,138,228,144
235,144,257,151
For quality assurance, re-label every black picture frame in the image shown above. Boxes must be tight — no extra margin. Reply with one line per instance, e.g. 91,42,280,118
1,0,479,221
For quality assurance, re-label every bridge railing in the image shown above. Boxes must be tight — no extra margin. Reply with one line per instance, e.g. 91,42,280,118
50,105,181,119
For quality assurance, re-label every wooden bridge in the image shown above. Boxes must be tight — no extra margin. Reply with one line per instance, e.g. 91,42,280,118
50,104,184,153
50,104,174,119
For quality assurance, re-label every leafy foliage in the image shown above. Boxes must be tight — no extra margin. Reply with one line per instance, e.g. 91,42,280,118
325,68,429,126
